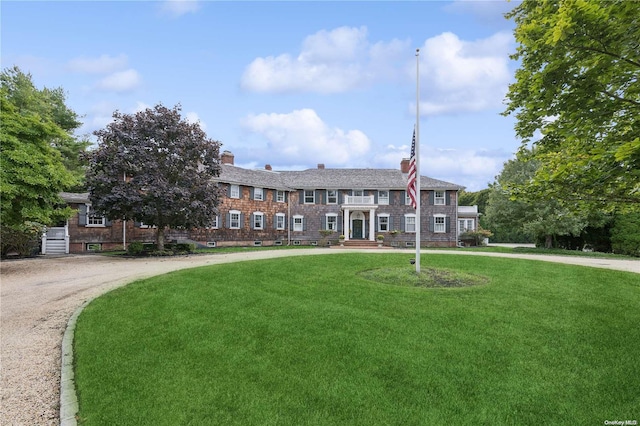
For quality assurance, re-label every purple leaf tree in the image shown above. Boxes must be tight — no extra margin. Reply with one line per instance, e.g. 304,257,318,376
86,104,222,251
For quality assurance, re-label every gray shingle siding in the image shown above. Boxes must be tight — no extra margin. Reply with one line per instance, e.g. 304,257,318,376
61,162,465,252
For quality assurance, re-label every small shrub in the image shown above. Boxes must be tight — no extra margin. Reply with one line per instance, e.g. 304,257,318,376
1,222,44,258
127,242,145,256
174,243,195,253
149,250,173,257
460,227,493,246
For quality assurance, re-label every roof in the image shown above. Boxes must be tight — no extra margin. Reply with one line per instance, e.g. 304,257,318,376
218,166,463,191
218,164,289,190
60,192,89,204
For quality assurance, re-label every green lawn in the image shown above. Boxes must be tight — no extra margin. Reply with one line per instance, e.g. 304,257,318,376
74,253,640,425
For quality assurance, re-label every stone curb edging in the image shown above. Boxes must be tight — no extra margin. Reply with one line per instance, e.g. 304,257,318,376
60,300,92,426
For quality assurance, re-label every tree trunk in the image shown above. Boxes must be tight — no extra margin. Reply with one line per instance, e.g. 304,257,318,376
156,227,165,251
545,234,553,249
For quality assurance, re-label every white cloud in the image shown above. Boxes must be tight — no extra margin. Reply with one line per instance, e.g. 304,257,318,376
417,31,513,115
160,0,200,18
185,111,207,131
421,147,512,190
241,26,408,94
95,69,141,93
134,101,151,113
242,108,371,165
67,54,128,74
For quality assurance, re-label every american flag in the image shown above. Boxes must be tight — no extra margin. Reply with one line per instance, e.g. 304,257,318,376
407,128,417,209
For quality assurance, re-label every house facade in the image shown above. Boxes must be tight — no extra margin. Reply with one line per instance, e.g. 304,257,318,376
46,151,474,254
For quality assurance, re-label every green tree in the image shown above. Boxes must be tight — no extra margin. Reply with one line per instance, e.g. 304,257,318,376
1,66,89,190
1,74,76,230
504,0,640,212
86,104,223,251
610,213,640,257
485,155,588,248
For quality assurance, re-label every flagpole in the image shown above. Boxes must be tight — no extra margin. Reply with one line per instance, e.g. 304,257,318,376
415,48,421,273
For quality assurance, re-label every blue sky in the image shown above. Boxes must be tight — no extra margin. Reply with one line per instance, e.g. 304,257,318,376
2,0,522,191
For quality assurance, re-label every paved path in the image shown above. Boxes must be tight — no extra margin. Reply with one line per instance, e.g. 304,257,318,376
1,249,638,425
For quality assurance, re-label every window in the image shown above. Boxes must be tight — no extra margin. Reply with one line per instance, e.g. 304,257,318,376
230,185,240,199
435,191,445,205
459,219,474,233
405,214,416,233
405,192,412,206
304,190,315,204
327,190,338,204
254,187,264,201
326,214,338,231
353,190,363,197
276,190,285,203
293,215,304,231
86,206,106,227
229,210,241,229
434,215,446,233
210,215,219,229
378,190,389,205
253,212,264,229
378,214,390,232
275,213,286,230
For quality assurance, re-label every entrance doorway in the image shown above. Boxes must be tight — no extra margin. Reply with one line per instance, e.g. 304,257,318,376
352,219,364,239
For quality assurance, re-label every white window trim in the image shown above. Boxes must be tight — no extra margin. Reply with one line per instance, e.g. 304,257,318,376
230,184,240,199
293,214,304,232
254,187,264,201
404,213,416,233
327,190,338,204
326,213,338,231
276,190,285,203
86,205,106,227
275,213,286,230
378,190,389,205
459,219,475,233
434,191,446,205
253,212,264,230
229,210,241,229
377,213,390,232
304,190,315,204
434,214,446,233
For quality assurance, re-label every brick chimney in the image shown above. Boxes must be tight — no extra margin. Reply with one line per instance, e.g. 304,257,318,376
400,158,410,173
317,164,325,170
221,150,234,165
265,164,272,171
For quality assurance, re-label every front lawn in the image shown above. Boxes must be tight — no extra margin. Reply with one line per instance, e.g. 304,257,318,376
74,253,640,425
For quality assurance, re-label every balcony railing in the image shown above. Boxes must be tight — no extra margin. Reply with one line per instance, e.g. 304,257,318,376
343,195,375,205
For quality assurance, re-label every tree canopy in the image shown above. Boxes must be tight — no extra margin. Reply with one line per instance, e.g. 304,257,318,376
86,104,223,250
1,66,90,190
484,155,594,248
504,0,640,212
0,67,78,230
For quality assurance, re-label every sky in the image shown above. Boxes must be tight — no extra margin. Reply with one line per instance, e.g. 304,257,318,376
2,0,523,191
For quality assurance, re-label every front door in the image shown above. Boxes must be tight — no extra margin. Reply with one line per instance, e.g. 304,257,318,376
352,219,364,239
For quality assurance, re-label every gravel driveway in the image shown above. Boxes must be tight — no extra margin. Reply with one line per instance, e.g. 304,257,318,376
1,250,638,425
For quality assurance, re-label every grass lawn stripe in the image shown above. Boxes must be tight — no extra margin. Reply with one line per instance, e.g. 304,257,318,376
74,253,640,425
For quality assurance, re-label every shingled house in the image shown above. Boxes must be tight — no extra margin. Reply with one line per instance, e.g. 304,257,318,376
44,151,471,254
